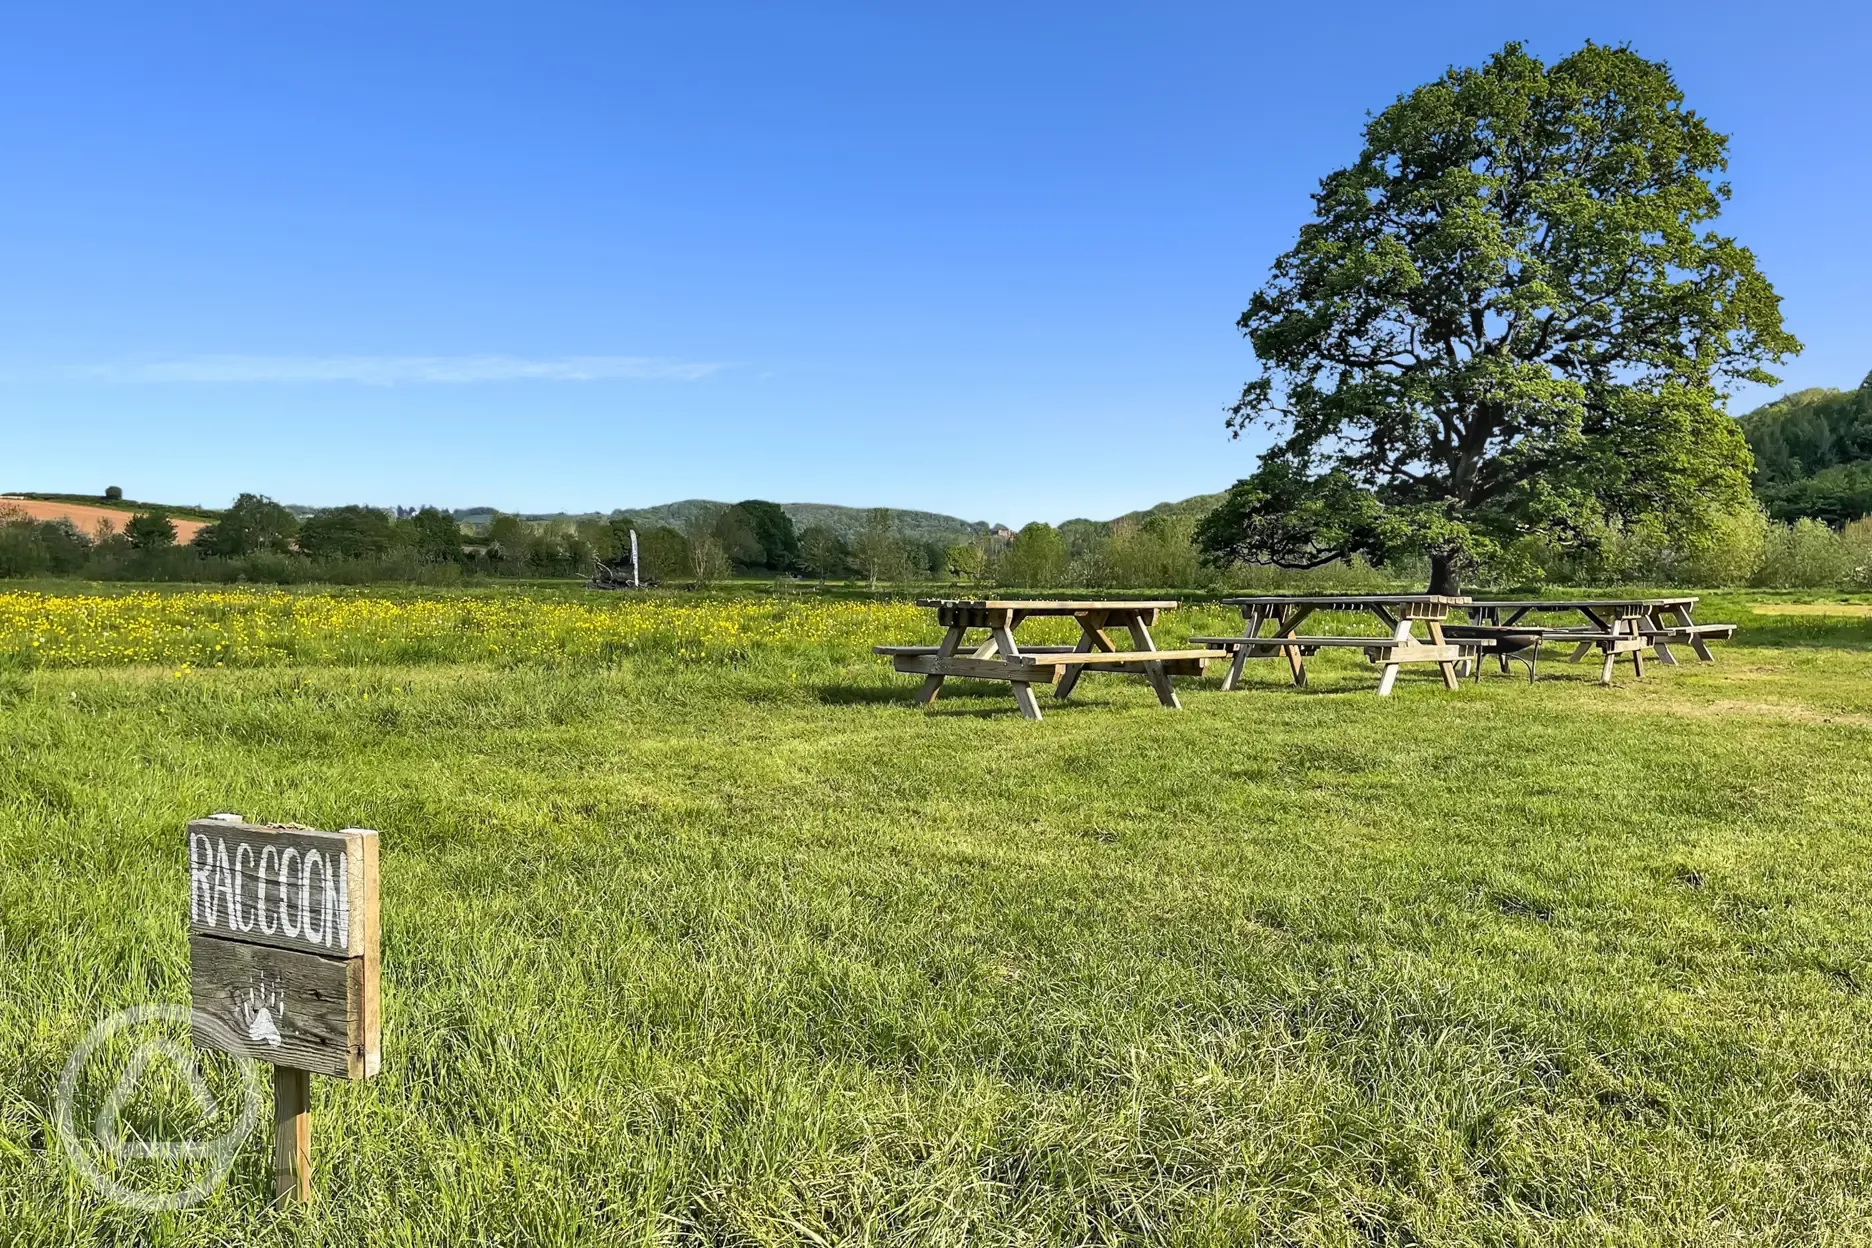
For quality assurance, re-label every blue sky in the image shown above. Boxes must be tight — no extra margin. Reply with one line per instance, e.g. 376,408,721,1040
3,2,1866,525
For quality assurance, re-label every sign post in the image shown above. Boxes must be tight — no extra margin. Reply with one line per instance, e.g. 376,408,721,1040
185,816,380,1205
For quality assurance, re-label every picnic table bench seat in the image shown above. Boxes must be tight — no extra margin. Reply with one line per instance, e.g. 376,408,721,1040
1643,622,1737,640
1194,633,1473,656
872,644,1080,656
885,649,1216,681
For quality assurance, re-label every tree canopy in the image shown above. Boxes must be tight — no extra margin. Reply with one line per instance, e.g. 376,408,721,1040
124,511,177,551
405,506,465,562
798,525,850,581
297,505,396,559
1198,41,1800,592
732,500,800,571
192,493,298,557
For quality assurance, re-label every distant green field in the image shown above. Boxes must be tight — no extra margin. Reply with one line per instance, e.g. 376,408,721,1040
2,585,1869,1245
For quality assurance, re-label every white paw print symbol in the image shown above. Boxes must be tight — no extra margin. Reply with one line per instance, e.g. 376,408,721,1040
234,976,285,1047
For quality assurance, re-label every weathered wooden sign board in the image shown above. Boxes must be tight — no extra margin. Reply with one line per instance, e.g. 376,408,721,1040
186,815,380,1202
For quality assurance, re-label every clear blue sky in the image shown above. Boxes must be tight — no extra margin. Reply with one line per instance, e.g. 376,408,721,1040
3,2,1866,525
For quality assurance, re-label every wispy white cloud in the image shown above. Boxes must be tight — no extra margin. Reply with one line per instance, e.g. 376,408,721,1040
69,354,724,384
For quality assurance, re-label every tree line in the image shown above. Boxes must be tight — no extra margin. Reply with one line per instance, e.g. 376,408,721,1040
0,495,572,583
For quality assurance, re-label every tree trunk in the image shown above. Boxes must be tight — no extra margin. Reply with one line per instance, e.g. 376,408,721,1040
1428,552,1462,597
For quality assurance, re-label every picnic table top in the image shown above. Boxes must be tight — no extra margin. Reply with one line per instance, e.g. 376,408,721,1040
1468,597,1699,610
1218,594,1471,607
914,599,1179,612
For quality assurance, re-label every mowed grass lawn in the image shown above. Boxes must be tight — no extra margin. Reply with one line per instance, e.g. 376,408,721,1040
2,588,1870,1246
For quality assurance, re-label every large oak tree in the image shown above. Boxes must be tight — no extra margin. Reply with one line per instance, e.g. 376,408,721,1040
1197,42,1800,593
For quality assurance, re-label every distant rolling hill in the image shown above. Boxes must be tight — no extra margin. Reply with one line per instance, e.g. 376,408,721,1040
1739,372,1872,523
450,494,1239,546
1,494,217,543
457,500,995,546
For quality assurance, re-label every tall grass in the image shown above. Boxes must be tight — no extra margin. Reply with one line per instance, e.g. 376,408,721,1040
1,588,1871,1244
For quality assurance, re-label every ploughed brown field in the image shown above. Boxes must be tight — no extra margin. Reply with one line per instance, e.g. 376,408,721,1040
0,496,210,543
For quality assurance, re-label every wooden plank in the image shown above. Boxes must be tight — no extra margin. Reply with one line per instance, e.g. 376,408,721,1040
1103,658,1209,677
190,934,378,1079
186,820,377,960
916,599,1178,611
1042,648,1219,665
892,655,1064,683
273,1067,311,1206
1216,635,1412,648
874,644,1078,656
1466,597,1698,610
896,648,1214,668
1220,598,1467,613
1646,624,1736,639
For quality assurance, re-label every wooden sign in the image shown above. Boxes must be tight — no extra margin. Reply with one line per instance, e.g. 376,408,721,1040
186,816,381,1206
188,818,380,1079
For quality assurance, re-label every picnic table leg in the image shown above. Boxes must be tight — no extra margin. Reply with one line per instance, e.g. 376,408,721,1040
916,625,966,705
1648,607,1679,666
1375,617,1414,696
1676,604,1716,661
1424,620,1461,690
1473,607,1508,673
989,625,1043,721
1598,644,1617,686
1055,614,1115,701
1220,608,1262,692
1618,616,1643,678
1275,608,1309,688
1124,613,1179,710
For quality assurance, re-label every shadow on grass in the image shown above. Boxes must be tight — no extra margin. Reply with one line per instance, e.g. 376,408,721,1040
815,679,1120,716
816,684,914,705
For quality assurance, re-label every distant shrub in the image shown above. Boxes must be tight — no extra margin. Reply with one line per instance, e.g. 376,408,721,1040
124,511,178,551
1680,507,1770,586
1754,518,1854,588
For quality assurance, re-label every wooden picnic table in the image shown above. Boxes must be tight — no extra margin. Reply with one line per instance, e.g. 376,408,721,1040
1194,595,1477,696
876,599,1216,721
1462,597,1736,684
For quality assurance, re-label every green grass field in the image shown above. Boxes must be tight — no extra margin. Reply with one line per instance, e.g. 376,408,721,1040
3,586,1870,1245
